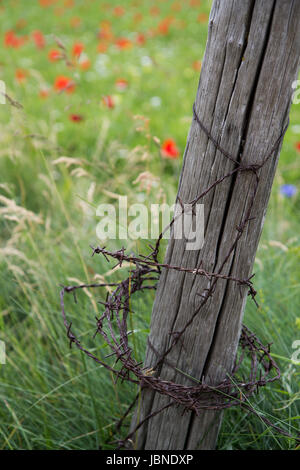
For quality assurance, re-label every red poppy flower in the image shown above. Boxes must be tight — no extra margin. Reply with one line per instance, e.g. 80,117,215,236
54,76,75,93
4,30,25,48
161,139,180,159
15,69,27,83
295,142,300,152
72,42,84,58
115,37,132,50
157,18,173,35
98,29,113,41
39,0,54,6
115,78,128,91
102,95,115,108
113,6,125,17
98,21,113,41
69,114,83,122
192,60,202,71
48,49,61,61
136,33,146,46
32,30,45,49
5,31,17,47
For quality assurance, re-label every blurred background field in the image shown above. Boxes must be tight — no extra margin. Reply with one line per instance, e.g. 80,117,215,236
0,0,299,450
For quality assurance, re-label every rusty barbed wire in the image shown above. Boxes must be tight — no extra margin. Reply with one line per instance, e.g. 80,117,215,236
60,104,298,448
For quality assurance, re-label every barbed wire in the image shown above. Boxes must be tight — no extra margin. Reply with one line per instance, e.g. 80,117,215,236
60,104,299,449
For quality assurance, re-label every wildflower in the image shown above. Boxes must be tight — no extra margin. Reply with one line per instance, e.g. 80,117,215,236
98,29,113,41
113,6,125,16
295,141,300,152
115,37,132,50
54,75,75,93
15,69,27,83
102,95,115,108
161,139,180,159
72,42,84,58
98,21,113,41
4,30,25,48
150,96,161,107
4,31,17,47
136,33,146,46
115,78,128,91
280,184,297,198
157,18,173,35
190,0,201,6
32,30,45,49
69,114,83,122
39,0,55,6
192,60,202,71
141,55,152,67
48,49,61,61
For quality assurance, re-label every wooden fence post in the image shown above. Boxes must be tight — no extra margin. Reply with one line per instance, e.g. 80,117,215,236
133,0,300,450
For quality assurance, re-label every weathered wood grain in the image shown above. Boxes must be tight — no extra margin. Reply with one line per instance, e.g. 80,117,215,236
132,0,300,450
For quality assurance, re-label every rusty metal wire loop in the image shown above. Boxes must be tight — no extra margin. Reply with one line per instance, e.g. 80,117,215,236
60,105,297,448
